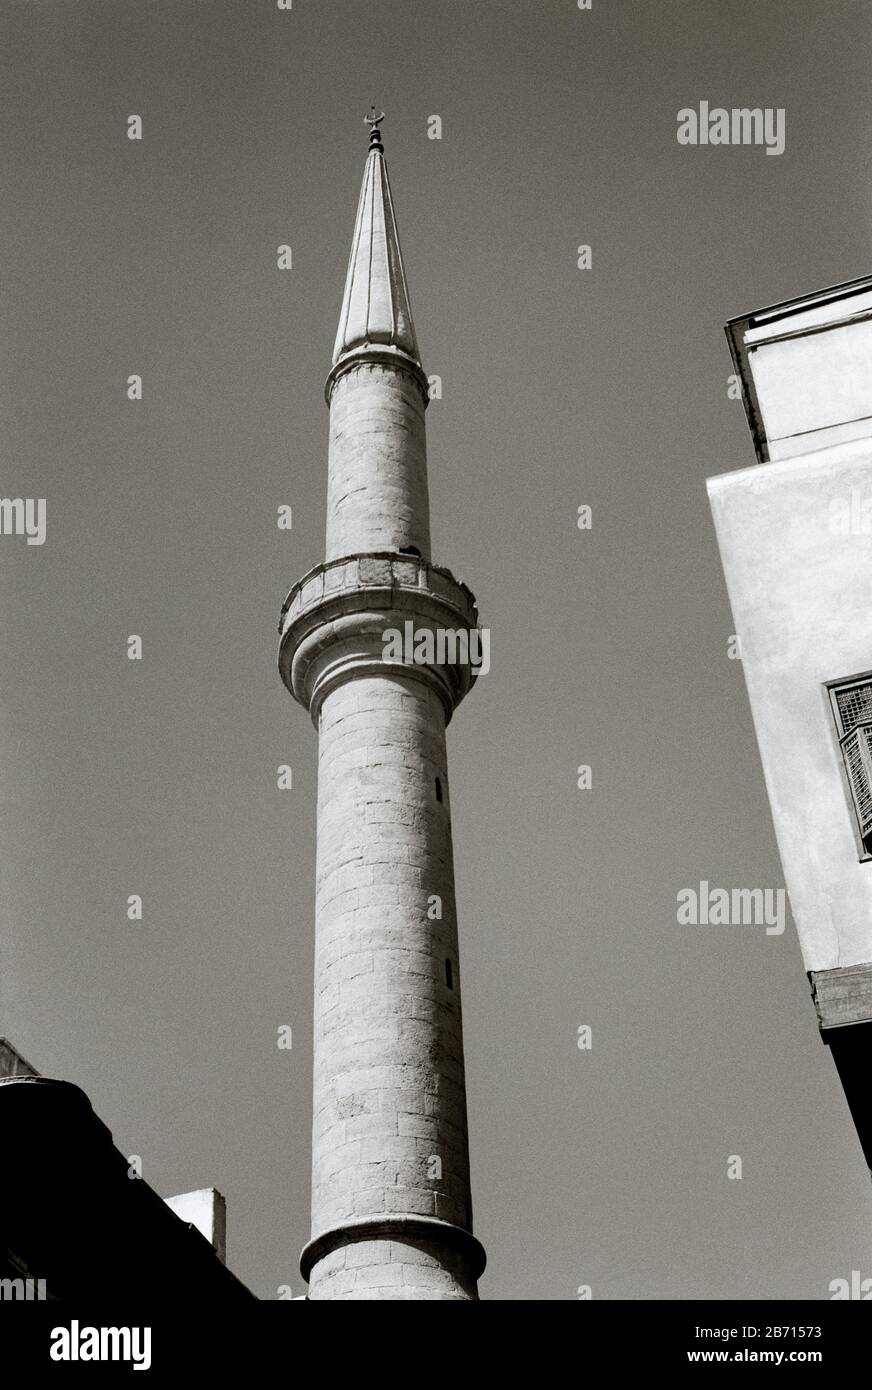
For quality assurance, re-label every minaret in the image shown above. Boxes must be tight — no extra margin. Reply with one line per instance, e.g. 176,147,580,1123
279,113,486,1300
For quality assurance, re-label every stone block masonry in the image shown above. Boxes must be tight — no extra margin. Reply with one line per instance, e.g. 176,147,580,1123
307,674,475,1298
326,360,431,563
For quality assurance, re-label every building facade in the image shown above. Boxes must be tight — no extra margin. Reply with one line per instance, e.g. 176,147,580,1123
709,276,872,1169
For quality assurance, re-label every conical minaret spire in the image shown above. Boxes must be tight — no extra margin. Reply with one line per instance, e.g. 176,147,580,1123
332,110,421,369
279,116,486,1300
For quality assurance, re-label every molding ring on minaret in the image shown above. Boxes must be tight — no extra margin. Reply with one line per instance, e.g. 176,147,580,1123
324,344,430,407
300,1215,487,1284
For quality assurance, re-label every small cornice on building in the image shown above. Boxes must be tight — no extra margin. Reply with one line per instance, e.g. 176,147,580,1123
726,272,872,464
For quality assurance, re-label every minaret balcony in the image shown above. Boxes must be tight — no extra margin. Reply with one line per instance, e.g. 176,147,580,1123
278,551,483,724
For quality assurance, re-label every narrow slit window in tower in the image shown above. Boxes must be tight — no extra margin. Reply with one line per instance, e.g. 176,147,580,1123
445,958,453,990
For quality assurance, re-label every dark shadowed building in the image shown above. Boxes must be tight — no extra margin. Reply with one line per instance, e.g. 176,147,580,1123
0,1040,254,1302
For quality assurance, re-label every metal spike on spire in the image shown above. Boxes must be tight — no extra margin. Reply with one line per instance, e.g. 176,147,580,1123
364,105,385,149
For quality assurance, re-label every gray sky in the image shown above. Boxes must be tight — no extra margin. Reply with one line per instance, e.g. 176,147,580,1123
3,0,871,1299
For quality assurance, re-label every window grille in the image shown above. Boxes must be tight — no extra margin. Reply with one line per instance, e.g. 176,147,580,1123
830,676,872,854
835,683,872,736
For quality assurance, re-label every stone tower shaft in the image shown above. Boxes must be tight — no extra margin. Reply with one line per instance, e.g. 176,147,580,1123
279,119,485,1300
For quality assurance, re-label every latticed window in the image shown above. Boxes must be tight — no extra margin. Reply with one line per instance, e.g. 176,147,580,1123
830,675,872,855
